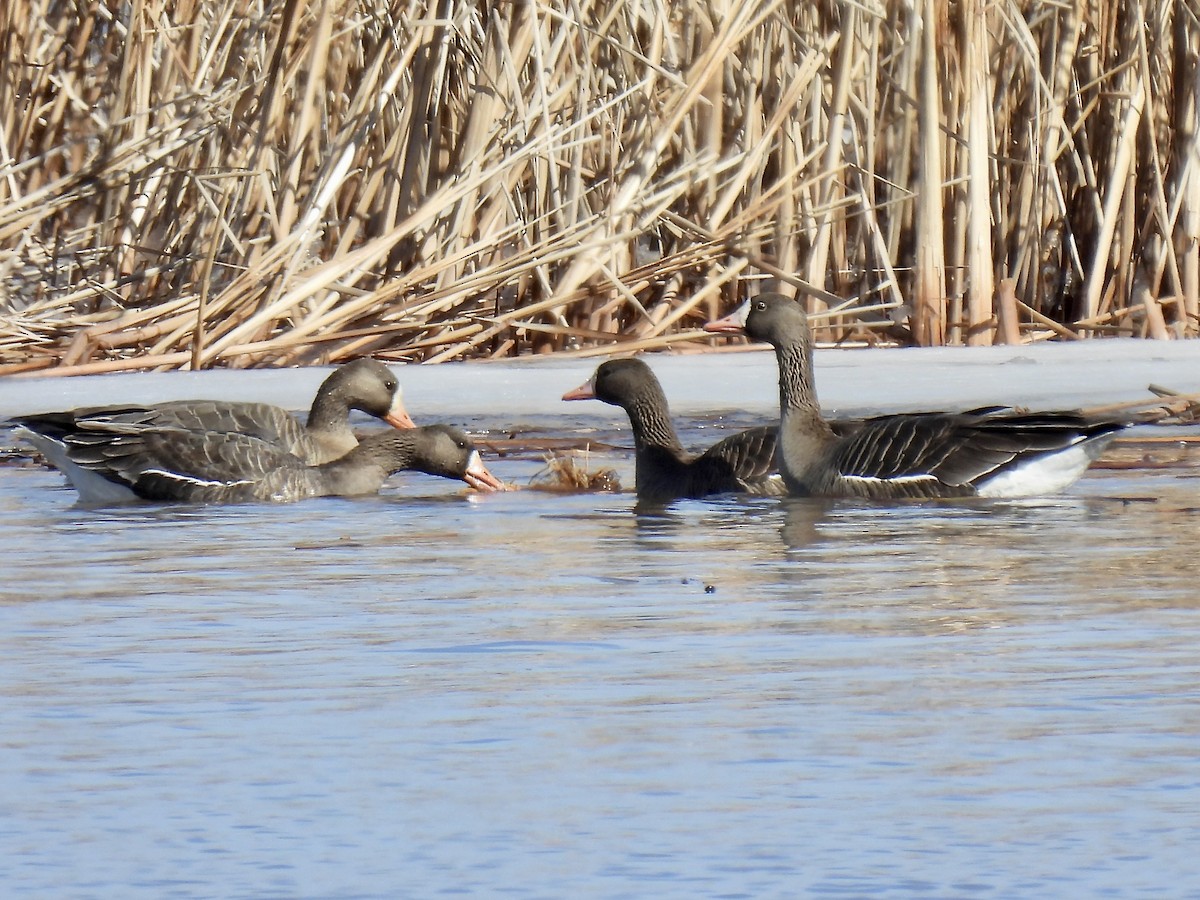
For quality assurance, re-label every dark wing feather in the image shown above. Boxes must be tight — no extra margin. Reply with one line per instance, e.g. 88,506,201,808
152,401,307,450
831,412,1122,488
698,425,777,480
20,401,308,452
831,415,966,481
36,401,310,454
15,406,165,439
937,414,1124,485
60,425,307,502
690,425,781,494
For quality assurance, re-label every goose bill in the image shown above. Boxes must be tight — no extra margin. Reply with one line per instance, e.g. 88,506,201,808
561,375,597,402
464,451,506,492
703,302,750,334
384,394,417,429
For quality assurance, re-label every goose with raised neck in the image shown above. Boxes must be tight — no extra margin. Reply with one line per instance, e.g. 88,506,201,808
18,358,416,469
705,293,1125,499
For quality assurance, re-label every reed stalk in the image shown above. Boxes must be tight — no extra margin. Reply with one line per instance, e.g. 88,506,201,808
913,0,947,346
1,0,1198,375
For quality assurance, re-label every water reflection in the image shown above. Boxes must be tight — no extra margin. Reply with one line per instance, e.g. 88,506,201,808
3,422,1200,897
778,497,832,549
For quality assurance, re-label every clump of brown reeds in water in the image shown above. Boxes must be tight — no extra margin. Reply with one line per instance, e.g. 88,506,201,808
529,454,622,494
2,2,1198,377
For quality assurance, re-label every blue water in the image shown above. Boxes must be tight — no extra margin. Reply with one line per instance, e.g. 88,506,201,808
3,423,1200,898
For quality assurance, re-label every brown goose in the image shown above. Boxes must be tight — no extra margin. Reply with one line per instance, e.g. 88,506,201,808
18,358,416,467
14,419,503,504
704,293,1125,499
562,357,780,503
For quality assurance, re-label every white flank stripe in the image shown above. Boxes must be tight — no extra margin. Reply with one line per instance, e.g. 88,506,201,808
841,472,938,485
141,469,256,488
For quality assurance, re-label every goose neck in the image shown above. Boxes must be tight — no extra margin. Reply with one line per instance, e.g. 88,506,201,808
326,431,416,476
625,394,684,454
306,388,352,435
775,343,820,414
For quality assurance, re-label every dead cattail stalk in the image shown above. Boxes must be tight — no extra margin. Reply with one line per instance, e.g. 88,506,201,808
962,0,994,346
913,0,947,346
2,1,1199,374
994,278,1021,345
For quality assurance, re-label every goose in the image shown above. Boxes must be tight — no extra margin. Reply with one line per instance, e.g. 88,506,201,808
562,357,780,503
13,417,504,504
704,292,1125,499
16,358,416,467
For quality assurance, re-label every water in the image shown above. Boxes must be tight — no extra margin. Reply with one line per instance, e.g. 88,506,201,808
3,399,1200,897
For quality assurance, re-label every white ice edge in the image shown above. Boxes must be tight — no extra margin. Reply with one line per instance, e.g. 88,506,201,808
2,339,1200,422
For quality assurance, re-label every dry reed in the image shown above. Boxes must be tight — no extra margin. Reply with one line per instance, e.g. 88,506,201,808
528,453,622,493
1,1,1198,375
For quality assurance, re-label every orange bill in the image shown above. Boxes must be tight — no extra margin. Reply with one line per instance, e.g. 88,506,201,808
463,451,507,492
561,375,597,402
703,301,750,334
384,392,417,429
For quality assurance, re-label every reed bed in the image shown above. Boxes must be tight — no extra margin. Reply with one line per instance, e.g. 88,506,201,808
0,1,1197,374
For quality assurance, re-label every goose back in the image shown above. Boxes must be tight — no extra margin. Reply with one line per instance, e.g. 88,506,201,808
16,358,415,470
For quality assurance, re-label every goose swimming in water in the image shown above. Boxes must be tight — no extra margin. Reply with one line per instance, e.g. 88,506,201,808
704,292,1125,499
18,358,417,468
13,417,503,504
563,357,780,503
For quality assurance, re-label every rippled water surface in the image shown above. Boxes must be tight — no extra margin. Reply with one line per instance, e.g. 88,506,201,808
4,410,1200,898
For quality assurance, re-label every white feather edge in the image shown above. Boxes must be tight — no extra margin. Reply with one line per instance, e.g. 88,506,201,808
838,431,1113,499
138,469,256,488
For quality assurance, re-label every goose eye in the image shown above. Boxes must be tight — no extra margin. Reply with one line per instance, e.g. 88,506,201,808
384,380,397,391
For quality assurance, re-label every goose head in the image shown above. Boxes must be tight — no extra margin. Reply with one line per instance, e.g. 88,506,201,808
704,292,811,350
321,358,415,429
561,358,661,410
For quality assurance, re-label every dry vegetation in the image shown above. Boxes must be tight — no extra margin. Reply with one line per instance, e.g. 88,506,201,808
0,0,1198,375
